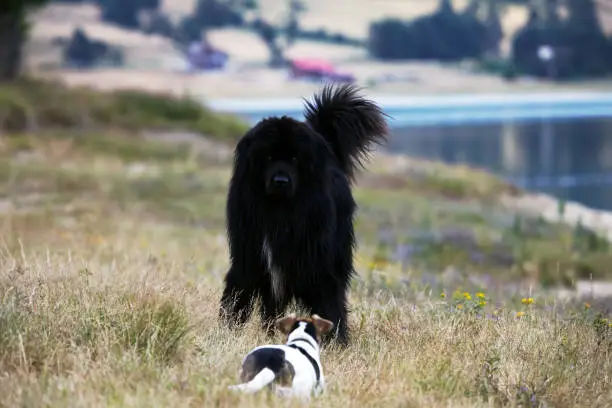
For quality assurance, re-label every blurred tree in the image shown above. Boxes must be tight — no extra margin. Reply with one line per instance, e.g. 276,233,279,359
0,0,49,81
251,0,305,67
567,0,602,30
368,0,489,61
62,27,124,68
142,11,176,38
96,0,160,29
175,0,247,44
64,28,94,66
511,0,612,79
564,0,612,75
464,0,505,55
544,0,561,25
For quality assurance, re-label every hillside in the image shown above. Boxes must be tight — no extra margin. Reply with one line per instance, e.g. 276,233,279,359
26,2,612,99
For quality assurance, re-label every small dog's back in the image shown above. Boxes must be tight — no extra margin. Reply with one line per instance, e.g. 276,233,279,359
228,314,334,399
239,347,295,388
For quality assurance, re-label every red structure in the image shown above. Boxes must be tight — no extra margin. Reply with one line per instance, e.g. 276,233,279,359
289,58,355,83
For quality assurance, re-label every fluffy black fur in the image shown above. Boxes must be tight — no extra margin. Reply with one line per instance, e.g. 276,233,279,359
219,83,389,345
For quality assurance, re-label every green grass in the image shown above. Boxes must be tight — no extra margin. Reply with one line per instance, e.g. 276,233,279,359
0,129,611,407
0,78,248,141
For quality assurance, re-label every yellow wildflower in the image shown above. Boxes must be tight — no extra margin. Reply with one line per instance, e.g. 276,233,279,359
516,311,525,318
521,297,534,305
456,304,463,310
440,292,446,299
476,292,485,299
463,292,472,300
479,301,487,307
584,302,591,310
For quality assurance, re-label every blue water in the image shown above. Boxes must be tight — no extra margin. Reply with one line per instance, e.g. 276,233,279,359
389,116,612,211
208,92,612,127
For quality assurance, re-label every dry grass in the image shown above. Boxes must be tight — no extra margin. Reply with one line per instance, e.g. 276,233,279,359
0,132,611,408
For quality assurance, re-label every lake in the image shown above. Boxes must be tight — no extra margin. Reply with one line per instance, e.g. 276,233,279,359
389,116,612,211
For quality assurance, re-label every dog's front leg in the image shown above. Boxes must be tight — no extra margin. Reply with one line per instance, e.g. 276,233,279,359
219,266,258,328
259,289,289,337
299,284,350,346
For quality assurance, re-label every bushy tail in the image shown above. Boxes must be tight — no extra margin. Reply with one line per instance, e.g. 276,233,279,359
303,83,389,182
227,368,276,394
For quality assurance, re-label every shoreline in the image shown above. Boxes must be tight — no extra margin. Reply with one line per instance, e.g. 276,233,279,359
375,151,612,239
207,91,612,127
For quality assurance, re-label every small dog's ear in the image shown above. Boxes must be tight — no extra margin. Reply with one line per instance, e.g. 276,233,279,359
311,314,334,335
275,313,297,334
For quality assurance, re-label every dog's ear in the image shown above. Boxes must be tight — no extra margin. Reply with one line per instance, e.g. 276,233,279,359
311,314,334,335
275,313,298,334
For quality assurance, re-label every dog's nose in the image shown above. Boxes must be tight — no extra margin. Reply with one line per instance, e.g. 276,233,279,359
273,174,290,186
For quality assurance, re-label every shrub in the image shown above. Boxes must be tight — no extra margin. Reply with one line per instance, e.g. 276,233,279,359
96,0,160,29
176,15,202,43
142,11,176,38
0,78,248,141
511,6,612,79
174,0,245,44
192,0,244,29
512,25,612,79
368,6,488,61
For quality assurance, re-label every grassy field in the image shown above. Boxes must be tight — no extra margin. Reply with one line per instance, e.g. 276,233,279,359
1,83,611,407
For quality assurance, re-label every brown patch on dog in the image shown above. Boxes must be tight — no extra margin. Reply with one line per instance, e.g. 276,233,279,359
275,313,298,334
276,361,296,386
311,314,334,336
239,354,295,387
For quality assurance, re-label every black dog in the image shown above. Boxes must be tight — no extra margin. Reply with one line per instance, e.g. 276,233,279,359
219,84,388,345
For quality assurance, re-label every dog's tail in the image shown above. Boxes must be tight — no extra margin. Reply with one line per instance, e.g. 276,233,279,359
304,83,389,182
227,368,276,394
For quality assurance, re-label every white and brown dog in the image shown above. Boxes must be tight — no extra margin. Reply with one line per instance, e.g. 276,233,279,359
228,314,334,399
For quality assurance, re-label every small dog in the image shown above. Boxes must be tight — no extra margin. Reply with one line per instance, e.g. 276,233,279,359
228,314,334,399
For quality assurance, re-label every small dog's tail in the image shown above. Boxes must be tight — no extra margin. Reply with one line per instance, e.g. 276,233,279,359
227,368,276,394
304,83,389,182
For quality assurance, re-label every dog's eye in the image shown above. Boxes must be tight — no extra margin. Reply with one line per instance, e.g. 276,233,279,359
267,156,272,161
291,157,297,162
